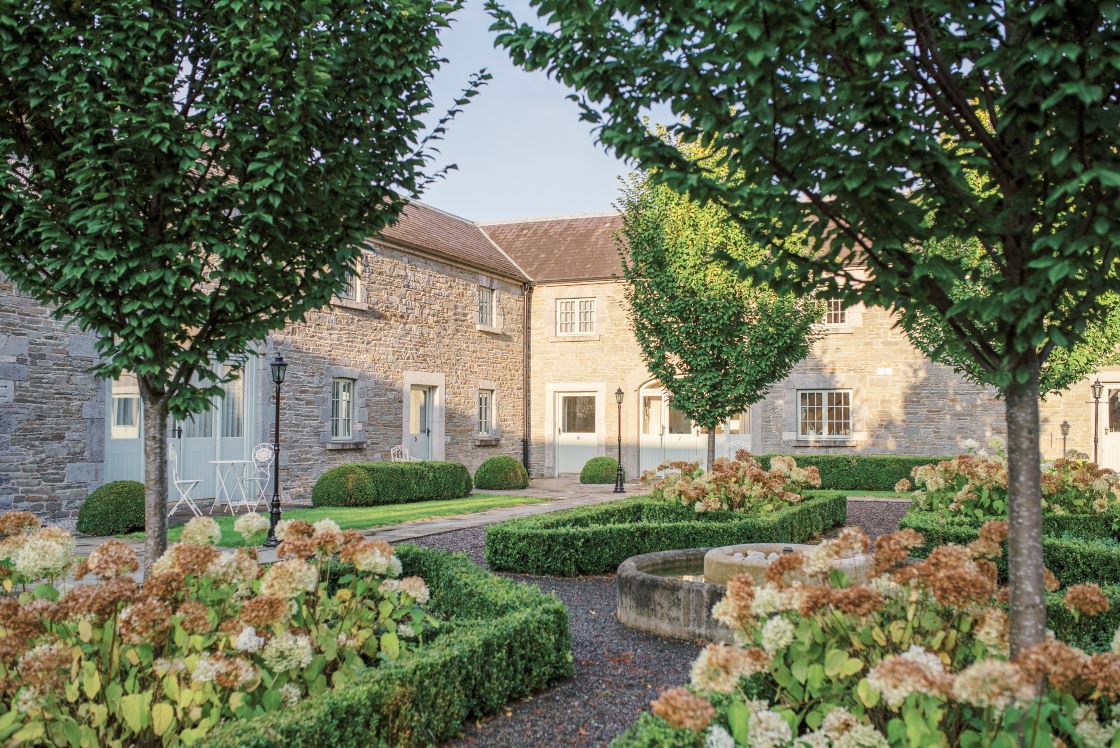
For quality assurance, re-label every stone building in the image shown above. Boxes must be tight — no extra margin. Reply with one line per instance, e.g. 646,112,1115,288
1,201,1118,518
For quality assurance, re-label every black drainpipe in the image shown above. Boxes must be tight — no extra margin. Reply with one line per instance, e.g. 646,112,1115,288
521,282,532,472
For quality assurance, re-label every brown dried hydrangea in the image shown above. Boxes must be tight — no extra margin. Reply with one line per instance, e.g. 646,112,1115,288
144,571,185,600
712,574,755,628
798,584,836,617
0,512,40,537
276,536,318,560
58,576,140,621
1016,639,1087,693
81,539,140,579
650,687,715,731
1082,653,1120,700
911,544,995,608
1063,584,1111,617
118,597,172,645
832,585,884,617
176,600,212,634
1044,568,1061,593
873,528,925,576
240,595,290,628
764,552,805,587
17,643,72,693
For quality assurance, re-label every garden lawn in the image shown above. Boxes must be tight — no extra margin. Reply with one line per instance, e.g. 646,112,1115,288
128,495,548,547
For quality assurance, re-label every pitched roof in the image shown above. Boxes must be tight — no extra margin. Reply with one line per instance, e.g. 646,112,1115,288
377,201,529,281
478,214,623,283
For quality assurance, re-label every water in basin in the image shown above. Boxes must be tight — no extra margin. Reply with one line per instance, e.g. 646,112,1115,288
647,561,705,581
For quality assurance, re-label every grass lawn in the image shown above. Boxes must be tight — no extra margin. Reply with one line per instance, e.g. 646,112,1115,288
128,494,548,547
807,489,908,501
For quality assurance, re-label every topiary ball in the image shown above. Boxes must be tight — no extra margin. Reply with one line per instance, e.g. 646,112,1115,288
311,464,377,507
77,480,145,536
474,455,529,490
580,456,624,485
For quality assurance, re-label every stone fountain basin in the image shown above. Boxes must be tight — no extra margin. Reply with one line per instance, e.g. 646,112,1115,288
616,548,733,643
704,543,872,585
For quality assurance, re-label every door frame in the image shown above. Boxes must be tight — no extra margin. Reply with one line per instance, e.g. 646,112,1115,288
1093,371,1120,470
544,382,605,477
402,371,445,461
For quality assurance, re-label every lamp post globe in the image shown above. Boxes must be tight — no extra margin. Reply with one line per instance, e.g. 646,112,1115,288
614,387,625,493
264,353,288,548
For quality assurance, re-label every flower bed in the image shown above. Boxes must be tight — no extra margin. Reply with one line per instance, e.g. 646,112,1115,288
643,453,822,513
484,492,847,576
615,522,1120,747
0,513,570,747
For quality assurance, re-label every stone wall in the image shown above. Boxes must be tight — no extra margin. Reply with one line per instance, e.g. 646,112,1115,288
269,242,527,498
0,277,103,518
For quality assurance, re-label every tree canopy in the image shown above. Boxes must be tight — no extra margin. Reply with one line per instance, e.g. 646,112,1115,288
487,0,1120,652
619,139,820,465
0,0,483,561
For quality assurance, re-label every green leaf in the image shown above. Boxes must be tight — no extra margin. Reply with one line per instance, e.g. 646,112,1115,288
727,700,751,745
120,692,151,733
380,632,400,659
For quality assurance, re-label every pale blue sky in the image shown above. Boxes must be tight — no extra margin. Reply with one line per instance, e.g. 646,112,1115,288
419,0,631,222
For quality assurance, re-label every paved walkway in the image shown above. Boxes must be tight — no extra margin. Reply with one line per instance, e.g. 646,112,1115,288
72,478,637,564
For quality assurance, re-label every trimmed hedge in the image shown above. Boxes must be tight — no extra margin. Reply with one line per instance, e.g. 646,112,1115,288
580,456,623,484
311,461,472,507
201,545,571,748
900,510,1120,587
77,480,145,535
474,455,529,490
757,454,950,492
485,492,848,576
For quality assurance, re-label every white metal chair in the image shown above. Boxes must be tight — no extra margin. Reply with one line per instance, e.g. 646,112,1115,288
167,442,202,517
241,443,275,511
390,445,420,462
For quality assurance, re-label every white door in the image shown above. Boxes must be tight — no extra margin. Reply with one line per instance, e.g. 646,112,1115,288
409,385,433,460
556,393,598,474
1100,383,1120,470
638,386,706,472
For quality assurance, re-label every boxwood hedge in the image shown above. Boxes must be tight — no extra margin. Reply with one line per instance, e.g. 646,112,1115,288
200,545,571,748
756,454,950,492
580,456,623,484
900,509,1120,587
77,480,145,535
311,461,472,507
474,455,529,490
485,492,848,576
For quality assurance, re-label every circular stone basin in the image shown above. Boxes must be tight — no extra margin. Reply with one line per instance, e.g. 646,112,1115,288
704,543,872,585
616,548,734,643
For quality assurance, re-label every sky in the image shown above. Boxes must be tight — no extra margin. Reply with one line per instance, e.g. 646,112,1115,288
418,0,632,222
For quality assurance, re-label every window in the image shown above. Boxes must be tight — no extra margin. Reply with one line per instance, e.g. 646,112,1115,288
111,374,140,439
557,298,595,335
478,389,494,435
336,258,361,302
799,390,851,438
332,378,354,439
825,299,847,325
641,395,664,435
728,408,750,435
667,404,693,435
220,368,243,438
478,287,494,327
560,395,596,433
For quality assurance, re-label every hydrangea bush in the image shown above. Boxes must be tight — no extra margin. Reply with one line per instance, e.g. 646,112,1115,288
642,522,1120,747
0,512,434,746
897,439,1120,520
641,452,822,514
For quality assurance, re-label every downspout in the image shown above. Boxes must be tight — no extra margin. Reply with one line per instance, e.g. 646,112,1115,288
522,282,532,473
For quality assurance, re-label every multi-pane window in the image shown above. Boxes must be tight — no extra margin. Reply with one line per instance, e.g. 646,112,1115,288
799,390,851,438
478,287,494,327
332,378,354,439
667,404,693,435
478,389,494,435
110,374,140,439
221,368,243,438
825,299,847,325
336,258,360,301
557,298,595,334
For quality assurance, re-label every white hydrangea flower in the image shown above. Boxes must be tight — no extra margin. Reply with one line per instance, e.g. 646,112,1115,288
234,626,265,653
279,682,303,707
312,518,341,535
705,725,735,748
233,512,270,540
190,655,222,684
261,631,314,673
274,519,293,541
760,616,796,655
900,645,943,673
1111,625,1120,655
751,585,784,617
748,708,792,748
13,530,75,580
1072,705,1114,748
961,438,979,453
181,516,222,546
833,724,891,748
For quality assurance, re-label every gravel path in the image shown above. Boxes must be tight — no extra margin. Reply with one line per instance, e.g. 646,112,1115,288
409,499,909,747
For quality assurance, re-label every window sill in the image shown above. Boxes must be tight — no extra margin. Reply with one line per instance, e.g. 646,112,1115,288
788,438,863,448
332,298,368,311
820,324,854,335
548,334,600,343
475,323,503,334
324,438,367,450
474,435,501,447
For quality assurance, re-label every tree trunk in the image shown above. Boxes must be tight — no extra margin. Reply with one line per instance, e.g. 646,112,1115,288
707,429,716,469
1005,356,1046,656
140,387,169,575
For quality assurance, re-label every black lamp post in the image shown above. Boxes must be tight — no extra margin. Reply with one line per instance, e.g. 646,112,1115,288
1060,420,1070,458
614,387,625,493
1092,378,1104,465
264,353,288,548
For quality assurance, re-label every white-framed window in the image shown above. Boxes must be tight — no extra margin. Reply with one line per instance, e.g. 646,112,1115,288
824,299,847,325
478,286,494,327
335,257,361,302
220,367,243,438
798,390,852,438
110,374,141,439
557,298,595,335
478,389,494,435
331,378,354,439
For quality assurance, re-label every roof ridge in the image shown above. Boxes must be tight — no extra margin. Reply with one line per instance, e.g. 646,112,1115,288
476,211,619,226
404,197,479,225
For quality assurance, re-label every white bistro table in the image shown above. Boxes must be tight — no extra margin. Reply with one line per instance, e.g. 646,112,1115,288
209,459,252,514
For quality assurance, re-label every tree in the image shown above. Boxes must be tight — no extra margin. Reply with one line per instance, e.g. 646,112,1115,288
1,0,484,568
618,140,820,467
487,0,1120,653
